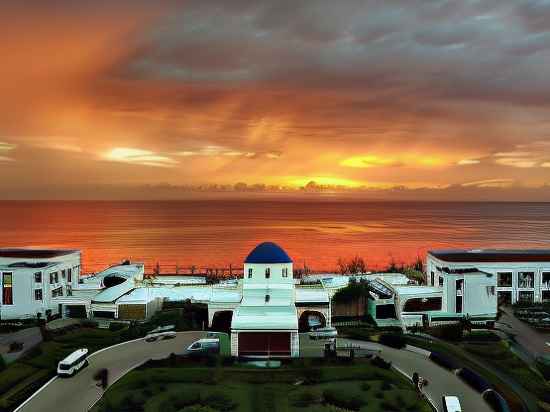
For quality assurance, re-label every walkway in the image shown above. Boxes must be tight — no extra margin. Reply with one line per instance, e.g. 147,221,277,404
16,331,205,412
340,338,493,412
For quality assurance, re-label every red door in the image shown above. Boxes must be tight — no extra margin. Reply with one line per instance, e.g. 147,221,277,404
238,332,291,356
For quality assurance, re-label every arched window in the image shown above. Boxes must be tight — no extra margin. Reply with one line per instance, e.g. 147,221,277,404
265,294,270,303
248,268,253,278
265,268,270,279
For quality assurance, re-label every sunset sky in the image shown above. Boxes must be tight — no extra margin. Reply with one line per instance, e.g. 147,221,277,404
2,1,550,200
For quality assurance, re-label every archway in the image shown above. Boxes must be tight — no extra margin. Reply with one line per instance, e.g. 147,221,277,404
298,310,326,332
211,310,233,333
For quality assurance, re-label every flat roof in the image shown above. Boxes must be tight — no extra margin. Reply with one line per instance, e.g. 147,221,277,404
429,249,550,263
0,248,79,259
393,285,442,296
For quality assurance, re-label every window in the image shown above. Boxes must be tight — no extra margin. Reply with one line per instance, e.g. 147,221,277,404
61,269,66,279
430,271,434,286
34,289,43,301
438,276,444,287
518,291,534,303
55,272,59,283
542,272,550,288
265,294,270,303
2,272,13,305
402,297,442,312
486,286,495,296
67,268,72,283
265,268,270,279
518,272,534,288
248,268,253,278
376,304,397,319
34,272,42,283
282,268,288,278
50,273,54,284
52,287,63,298
497,272,512,287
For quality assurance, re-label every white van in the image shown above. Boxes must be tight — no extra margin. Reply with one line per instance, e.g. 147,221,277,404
144,331,177,342
57,348,89,377
442,396,462,412
186,338,219,354
309,327,338,341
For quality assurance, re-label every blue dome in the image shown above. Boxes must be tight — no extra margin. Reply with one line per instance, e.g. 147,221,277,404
245,242,293,264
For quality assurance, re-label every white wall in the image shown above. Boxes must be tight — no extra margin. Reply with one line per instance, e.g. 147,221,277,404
243,262,293,287
0,251,81,320
428,253,550,304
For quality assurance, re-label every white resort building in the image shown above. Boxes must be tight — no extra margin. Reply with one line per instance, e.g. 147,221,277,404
427,249,550,305
3,243,550,350
0,249,81,320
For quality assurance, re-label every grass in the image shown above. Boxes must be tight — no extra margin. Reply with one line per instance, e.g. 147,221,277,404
0,326,128,411
92,359,431,412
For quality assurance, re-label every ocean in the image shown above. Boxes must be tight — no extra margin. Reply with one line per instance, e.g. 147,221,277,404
1,200,549,274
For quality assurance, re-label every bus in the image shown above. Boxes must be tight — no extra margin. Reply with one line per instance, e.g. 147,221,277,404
57,348,89,377
442,396,462,412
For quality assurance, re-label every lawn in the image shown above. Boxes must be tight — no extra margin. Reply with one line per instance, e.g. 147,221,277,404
92,358,432,412
0,326,128,411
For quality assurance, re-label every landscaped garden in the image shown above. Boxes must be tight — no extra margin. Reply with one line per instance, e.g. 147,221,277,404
92,357,431,412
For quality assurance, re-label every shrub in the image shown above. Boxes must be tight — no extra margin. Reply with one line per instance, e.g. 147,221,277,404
81,320,98,328
293,391,318,407
379,333,406,349
430,323,463,341
203,392,237,411
371,356,392,369
322,389,364,411
0,355,5,372
360,382,371,391
381,381,393,390
303,367,322,384
108,322,126,332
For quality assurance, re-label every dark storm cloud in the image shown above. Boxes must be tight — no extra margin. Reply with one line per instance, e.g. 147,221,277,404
2,0,550,197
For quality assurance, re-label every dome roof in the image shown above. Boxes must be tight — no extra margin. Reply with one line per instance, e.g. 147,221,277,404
244,242,292,264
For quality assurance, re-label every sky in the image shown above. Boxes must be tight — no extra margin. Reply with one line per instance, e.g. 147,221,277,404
1,0,550,200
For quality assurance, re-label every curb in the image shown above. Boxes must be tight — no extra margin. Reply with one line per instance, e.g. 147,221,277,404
13,331,202,412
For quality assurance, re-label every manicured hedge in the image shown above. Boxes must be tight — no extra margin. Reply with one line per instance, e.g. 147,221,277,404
483,390,511,412
457,367,492,393
379,333,406,349
429,351,459,371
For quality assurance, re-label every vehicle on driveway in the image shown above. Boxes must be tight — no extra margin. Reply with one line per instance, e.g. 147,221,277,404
186,338,220,355
443,396,462,412
144,331,177,342
57,348,89,377
309,327,337,340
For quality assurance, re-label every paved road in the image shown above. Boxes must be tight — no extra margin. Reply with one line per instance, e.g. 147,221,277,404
341,339,493,412
17,331,205,412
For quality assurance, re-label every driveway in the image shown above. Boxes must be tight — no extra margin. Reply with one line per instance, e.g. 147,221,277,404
340,339,493,412
16,331,205,412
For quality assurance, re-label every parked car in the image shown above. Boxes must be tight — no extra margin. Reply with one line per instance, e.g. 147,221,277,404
309,327,338,340
144,331,177,342
442,396,461,412
186,338,220,354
